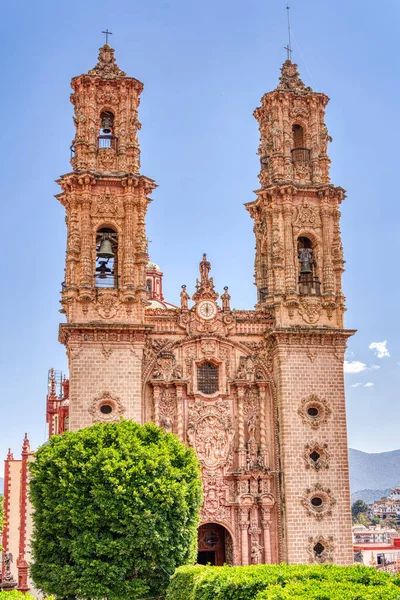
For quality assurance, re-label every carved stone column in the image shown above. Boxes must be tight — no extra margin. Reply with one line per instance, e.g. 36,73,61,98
152,384,161,427
320,200,334,294
257,382,268,466
175,383,184,442
80,195,92,290
261,508,272,564
282,199,296,293
122,181,135,292
239,508,250,566
236,384,246,469
271,205,284,295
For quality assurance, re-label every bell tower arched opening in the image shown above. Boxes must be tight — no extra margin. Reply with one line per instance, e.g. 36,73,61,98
297,236,320,296
291,123,310,163
95,227,118,288
98,110,118,151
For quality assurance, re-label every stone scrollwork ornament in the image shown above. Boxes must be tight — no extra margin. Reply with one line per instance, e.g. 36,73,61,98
298,297,322,324
187,400,234,468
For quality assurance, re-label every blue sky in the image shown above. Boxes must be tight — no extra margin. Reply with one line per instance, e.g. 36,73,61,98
1,0,399,460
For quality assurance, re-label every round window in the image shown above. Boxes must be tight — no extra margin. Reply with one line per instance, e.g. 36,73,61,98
307,406,319,417
100,404,113,415
311,496,323,508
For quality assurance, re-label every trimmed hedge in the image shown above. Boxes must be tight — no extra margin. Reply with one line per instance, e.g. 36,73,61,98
166,564,400,600
256,580,400,600
0,594,37,600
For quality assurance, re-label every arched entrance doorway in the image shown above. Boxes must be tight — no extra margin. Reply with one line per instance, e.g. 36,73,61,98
197,523,233,566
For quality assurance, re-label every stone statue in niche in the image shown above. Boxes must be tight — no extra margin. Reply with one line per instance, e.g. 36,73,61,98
221,286,231,311
180,285,190,310
270,121,282,152
251,542,263,564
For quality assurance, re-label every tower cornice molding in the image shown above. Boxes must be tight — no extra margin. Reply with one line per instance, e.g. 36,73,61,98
59,322,154,345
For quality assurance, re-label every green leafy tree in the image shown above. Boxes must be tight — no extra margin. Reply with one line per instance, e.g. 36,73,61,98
29,420,202,600
351,499,369,522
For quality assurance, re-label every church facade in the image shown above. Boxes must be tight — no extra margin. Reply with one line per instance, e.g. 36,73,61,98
2,44,355,590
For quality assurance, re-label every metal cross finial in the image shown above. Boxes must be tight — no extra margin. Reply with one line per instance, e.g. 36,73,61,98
102,29,113,44
284,4,293,60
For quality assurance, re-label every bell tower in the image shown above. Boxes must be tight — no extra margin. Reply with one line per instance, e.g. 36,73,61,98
57,44,156,431
247,59,345,328
246,60,355,564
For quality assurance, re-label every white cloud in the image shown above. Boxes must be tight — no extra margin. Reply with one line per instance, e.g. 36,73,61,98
364,382,374,387
350,382,362,388
369,364,380,370
344,360,367,374
369,340,390,359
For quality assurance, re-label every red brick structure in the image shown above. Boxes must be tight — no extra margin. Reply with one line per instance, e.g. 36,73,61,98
3,44,354,587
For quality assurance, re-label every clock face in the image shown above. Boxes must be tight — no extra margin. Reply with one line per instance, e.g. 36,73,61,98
197,300,217,320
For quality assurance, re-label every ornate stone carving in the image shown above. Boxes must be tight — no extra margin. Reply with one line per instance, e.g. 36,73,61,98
307,535,335,564
298,297,322,324
187,400,234,468
88,44,127,79
301,483,336,520
201,469,231,522
251,541,263,564
180,285,190,310
101,344,113,359
96,293,120,319
303,441,330,470
298,394,331,429
159,388,176,432
93,190,122,217
89,391,125,422
276,60,308,92
201,339,216,357
294,201,321,228
2,552,17,590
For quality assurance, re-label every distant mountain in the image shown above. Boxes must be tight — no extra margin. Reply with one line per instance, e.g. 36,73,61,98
349,448,400,494
350,488,392,505
0,477,3,495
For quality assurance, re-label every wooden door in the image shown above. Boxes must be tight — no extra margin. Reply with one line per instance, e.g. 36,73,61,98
197,524,226,566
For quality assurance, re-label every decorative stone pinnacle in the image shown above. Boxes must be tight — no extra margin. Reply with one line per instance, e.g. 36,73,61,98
88,44,126,79
276,59,311,92
22,433,30,454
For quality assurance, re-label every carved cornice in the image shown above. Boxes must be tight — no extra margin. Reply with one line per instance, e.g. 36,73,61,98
59,322,153,345
266,327,355,352
56,172,157,205
245,185,346,213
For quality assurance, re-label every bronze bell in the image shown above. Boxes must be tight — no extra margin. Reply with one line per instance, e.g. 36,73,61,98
300,261,312,274
97,238,114,259
101,116,113,134
96,261,112,279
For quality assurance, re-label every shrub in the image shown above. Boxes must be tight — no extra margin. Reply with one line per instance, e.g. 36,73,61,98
256,579,400,600
167,564,399,600
29,420,202,600
0,594,37,600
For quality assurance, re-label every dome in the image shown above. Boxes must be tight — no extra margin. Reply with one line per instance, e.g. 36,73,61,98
147,261,162,273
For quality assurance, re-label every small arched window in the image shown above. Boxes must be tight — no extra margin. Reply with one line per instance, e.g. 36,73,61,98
292,124,304,148
292,124,310,163
95,227,118,288
197,362,219,395
146,279,152,295
297,236,320,295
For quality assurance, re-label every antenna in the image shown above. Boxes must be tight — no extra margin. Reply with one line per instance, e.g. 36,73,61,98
284,4,293,61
